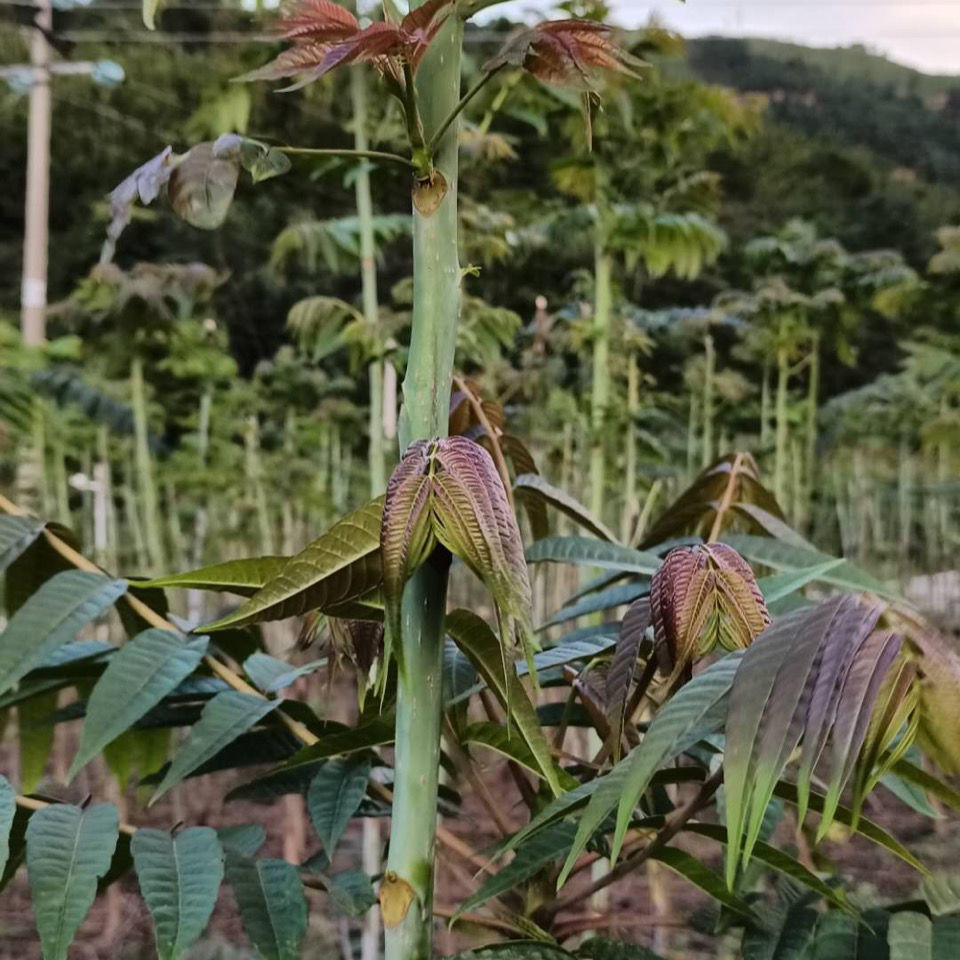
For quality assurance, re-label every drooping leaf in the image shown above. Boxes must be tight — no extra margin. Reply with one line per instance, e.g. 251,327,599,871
25,803,119,960
446,609,561,796
19,689,58,793
131,826,224,960
69,630,208,780
543,581,650,628
559,651,743,886
238,138,293,183
243,652,325,693
649,847,754,918
0,776,15,877
307,756,371,856
514,473,617,542
0,571,127,695
0,515,45,574
456,822,578,916
722,534,898,600
724,596,891,887
891,758,960,812
325,868,376,917
525,537,660,575
756,560,844,604
446,946,574,960
462,722,565,783
150,691,279,803
605,598,651,757
203,497,384,632
888,911,932,960
225,854,308,960
140,557,290,597
218,824,267,858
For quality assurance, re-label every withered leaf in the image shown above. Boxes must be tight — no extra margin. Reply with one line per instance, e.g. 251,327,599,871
412,170,448,217
379,871,416,929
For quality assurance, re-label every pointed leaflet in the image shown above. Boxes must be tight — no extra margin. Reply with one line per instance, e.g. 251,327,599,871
558,651,743,887
446,609,561,796
431,438,536,672
69,630,208,780
722,533,898,600
543,581,650,629
0,776,13,877
0,571,127,696
140,557,290,597
605,598,651,758
381,441,436,675
757,560,845,605
307,756,371,856
19,690,58,793
243,652,325,693
724,598,895,887
525,537,661,575
0,515,45,574
132,827,224,960
25,804,119,960
225,854,308,960
204,496,384,631
150,692,279,803
514,473,617,542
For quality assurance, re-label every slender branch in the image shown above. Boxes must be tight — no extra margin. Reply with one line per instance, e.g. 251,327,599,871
549,767,723,914
451,374,514,509
16,795,136,836
426,66,503,155
401,60,428,161
278,146,416,170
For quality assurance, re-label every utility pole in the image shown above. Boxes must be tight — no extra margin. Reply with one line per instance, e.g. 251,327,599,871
21,0,52,346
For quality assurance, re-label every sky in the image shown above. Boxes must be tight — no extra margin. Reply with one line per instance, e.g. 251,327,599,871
485,0,960,74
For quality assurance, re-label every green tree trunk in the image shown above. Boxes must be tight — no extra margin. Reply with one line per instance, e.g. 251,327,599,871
701,332,715,468
760,358,771,451
589,240,613,523
385,9,462,959
130,356,166,572
802,331,821,531
774,338,790,510
620,353,639,543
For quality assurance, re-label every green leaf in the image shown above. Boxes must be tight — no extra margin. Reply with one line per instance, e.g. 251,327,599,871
25,803,119,960
243,652,325,694
68,630,208,780
525,537,660,575
306,756,371,856
0,571,127,695
3,527,75,617
922,872,960,917
325,868,376,917
891,758,960,811
649,846,754,917
684,824,852,912
447,609,561,796
462,721,555,781
457,822,577,916
742,897,819,960
218,824,266,857
19,689,58,793
0,515,45,574
142,0,160,28
131,826,224,960
268,716,394,784
0,775,15,877
203,497,384,631
888,911,932,960
150,691,279,804
809,912,858,960
543,582,649,628
756,559,845,604
514,474,617,542
225,854,308,960
773,781,926,874
447,945,574,959
575,940,665,960
139,557,290,597
559,651,742,886
722,534,899,600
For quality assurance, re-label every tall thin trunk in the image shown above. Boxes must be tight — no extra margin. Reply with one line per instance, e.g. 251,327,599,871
802,331,821,531
353,60,386,960
245,414,275,555
701,332,715,469
898,434,913,577
51,426,70,526
686,393,698,482
774,336,789,510
188,388,213,625
760,358,771,451
385,9,462,959
131,356,166,572
620,353,639,544
589,238,613,524
31,398,51,516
